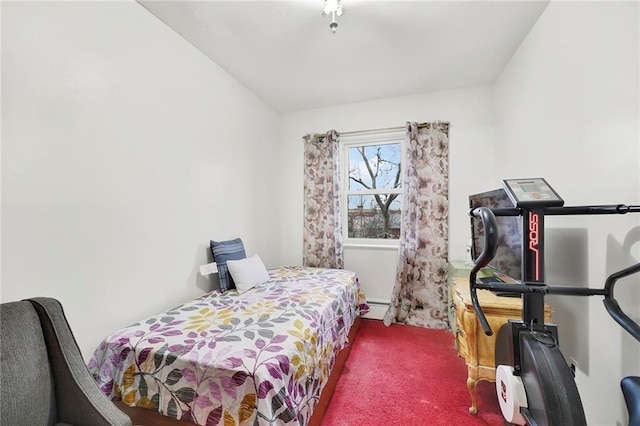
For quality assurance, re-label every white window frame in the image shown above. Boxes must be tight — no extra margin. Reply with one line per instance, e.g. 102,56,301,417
340,129,406,249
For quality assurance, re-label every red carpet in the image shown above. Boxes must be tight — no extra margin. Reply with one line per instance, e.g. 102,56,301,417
322,319,504,426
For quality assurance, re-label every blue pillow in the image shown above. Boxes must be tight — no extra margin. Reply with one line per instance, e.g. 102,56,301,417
210,238,246,292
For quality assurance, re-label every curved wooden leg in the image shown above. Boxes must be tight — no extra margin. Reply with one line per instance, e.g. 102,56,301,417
467,376,478,415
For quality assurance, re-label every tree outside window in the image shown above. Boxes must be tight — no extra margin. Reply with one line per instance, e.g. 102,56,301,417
346,142,402,240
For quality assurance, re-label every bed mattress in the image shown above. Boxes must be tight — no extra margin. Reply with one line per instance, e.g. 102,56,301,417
88,266,368,425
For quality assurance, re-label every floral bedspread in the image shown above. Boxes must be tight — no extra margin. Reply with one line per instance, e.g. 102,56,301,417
88,266,368,425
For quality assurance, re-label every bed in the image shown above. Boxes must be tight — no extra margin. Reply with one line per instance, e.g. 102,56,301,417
88,266,368,426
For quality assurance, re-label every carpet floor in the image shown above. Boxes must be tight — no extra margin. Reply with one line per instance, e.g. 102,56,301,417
321,319,504,426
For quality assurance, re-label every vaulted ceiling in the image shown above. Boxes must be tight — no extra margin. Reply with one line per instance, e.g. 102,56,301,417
139,1,549,113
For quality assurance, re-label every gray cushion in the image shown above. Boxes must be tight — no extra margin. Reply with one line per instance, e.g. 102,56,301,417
1,301,57,425
210,238,246,292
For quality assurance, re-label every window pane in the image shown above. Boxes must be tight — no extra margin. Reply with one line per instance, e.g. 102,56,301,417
347,194,401,239
348,144,401,191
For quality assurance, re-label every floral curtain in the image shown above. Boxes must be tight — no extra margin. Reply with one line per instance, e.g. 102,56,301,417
383,121,450,328
302,130,344,269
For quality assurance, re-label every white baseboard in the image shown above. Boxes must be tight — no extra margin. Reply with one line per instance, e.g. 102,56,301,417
363,302,388,320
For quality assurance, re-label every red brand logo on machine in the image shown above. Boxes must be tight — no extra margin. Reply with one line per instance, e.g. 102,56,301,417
529,211,540,280
501,380,508,403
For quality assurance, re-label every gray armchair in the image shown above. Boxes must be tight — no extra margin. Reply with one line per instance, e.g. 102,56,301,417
0,297,131,426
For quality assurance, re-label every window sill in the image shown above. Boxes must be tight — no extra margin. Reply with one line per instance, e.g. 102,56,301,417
343,243,399,250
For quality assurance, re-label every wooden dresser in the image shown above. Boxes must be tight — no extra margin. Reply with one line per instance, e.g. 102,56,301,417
448,262,553,415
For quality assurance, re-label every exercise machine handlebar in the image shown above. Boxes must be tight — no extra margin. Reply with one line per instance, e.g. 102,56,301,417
480,204,640,218
603,262,640,342
468,202,640,340
468,207,499,336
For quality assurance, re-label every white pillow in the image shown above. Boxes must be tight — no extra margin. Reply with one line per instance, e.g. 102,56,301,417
226,254,270,293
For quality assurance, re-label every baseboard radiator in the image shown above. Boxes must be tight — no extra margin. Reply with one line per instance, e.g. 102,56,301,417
364,299,388,320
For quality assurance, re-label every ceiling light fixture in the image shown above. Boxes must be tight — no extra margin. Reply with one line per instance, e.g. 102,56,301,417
322,0,344,34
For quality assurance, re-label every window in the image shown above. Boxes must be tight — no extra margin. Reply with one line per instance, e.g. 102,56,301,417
341,130,405,245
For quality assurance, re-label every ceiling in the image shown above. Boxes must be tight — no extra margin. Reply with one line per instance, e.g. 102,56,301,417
139,1,549,113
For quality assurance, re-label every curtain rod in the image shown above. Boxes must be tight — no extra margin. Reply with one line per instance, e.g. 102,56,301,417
306,121,450,140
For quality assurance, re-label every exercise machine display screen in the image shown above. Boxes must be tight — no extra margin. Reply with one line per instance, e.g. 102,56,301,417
503,178,564,208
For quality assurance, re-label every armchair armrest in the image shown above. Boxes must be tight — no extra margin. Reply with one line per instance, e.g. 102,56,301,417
29,298,132,426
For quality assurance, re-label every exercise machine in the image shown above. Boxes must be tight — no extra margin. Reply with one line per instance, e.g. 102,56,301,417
468,178,640,425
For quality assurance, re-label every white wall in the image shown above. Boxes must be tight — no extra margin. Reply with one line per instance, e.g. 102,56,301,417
1,1,281,360
494,2,640,424
279,86,497,310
